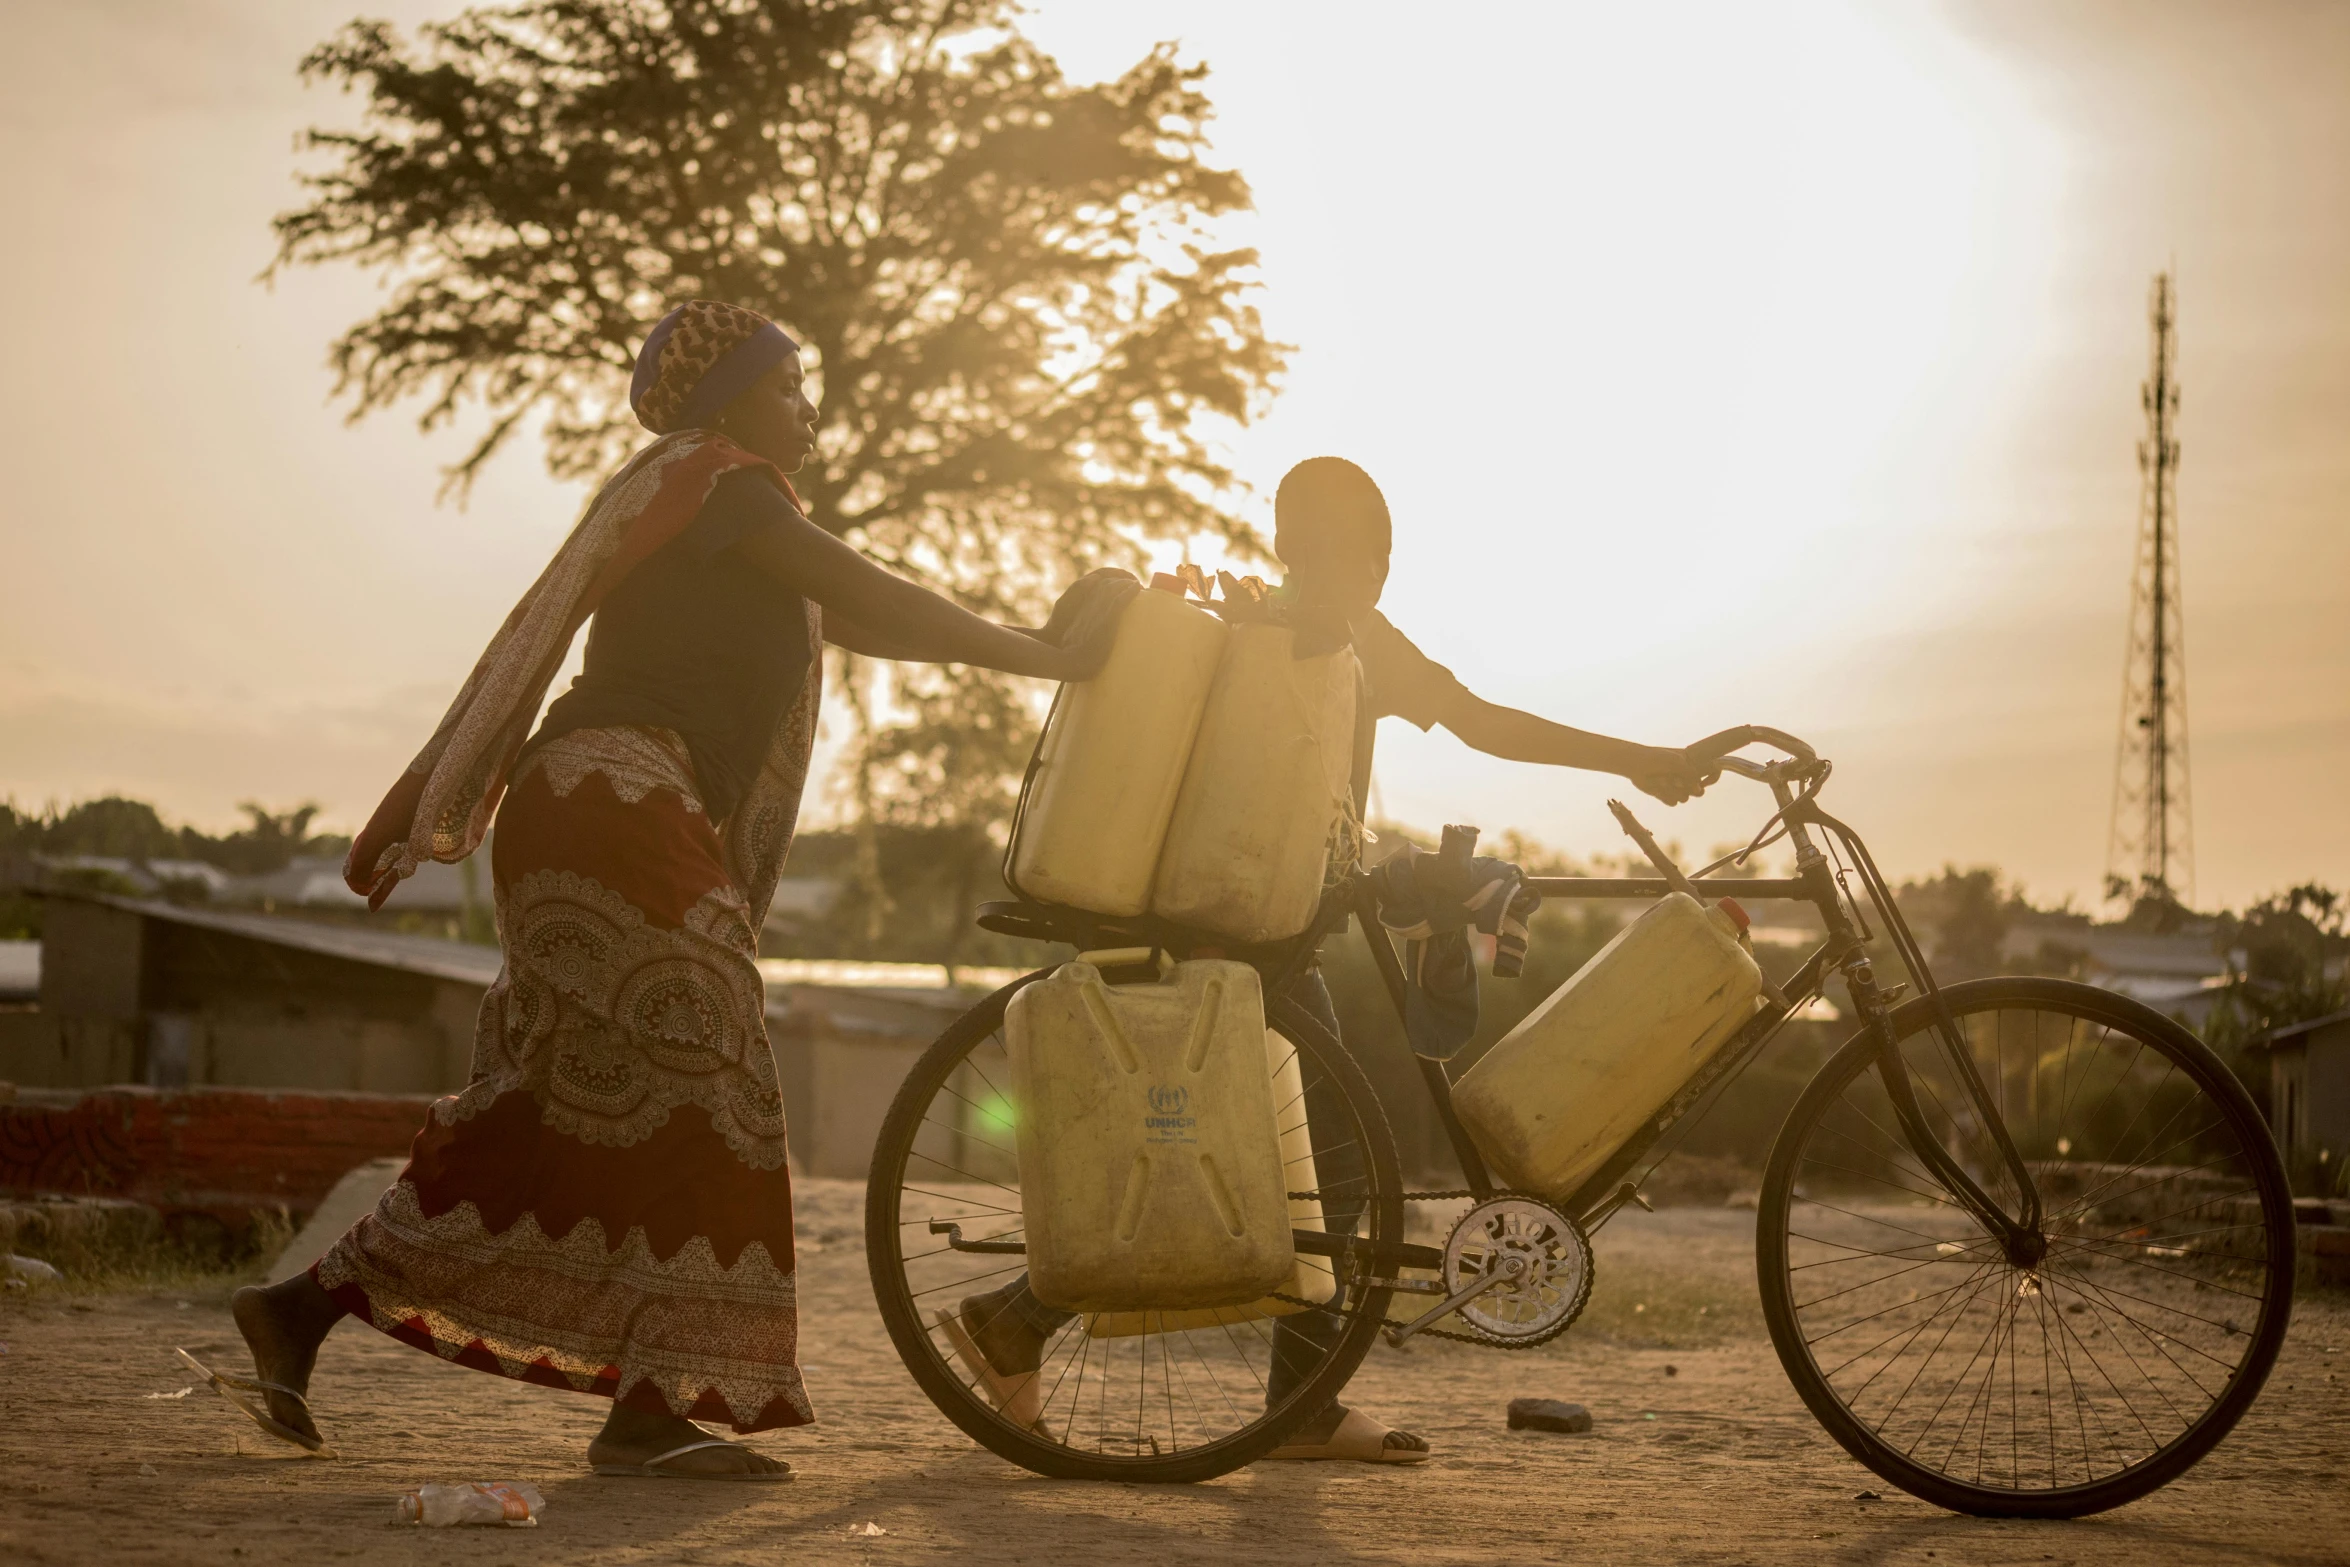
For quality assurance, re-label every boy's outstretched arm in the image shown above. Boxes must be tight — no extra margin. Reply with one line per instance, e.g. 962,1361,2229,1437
1432,688,1707,805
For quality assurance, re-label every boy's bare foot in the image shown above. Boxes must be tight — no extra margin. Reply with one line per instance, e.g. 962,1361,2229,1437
935,1286,1051,1428
229,1275,345,1446
960,1286,1048,1376
587,1405,789,1477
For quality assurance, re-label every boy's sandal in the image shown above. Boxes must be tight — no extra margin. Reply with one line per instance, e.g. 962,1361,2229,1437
592,1438,792,1481
175,1347,338,1459
933,1307,1047,1432
1265,1407,1432,1464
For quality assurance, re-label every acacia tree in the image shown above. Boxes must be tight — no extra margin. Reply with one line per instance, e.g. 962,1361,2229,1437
275,0,1281,918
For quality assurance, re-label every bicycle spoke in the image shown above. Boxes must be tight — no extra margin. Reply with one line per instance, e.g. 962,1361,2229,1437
2048,1237,2269,1303
1798,1248,1998,1315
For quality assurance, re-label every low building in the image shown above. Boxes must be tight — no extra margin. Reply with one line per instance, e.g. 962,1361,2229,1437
6,893,497,1093
2260,1009,2350,1165
0,894,1007,1184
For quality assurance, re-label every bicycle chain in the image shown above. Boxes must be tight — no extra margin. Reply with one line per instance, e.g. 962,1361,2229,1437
1286,1189,1476,1202
1274,1190,1582,1350
1262,1288,1523,1349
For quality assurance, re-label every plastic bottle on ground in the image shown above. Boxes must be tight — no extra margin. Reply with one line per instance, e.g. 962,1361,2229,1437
390,1481,545,1527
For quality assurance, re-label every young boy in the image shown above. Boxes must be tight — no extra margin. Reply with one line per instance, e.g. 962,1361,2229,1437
949,457,1710,1465
1274,454,1705,813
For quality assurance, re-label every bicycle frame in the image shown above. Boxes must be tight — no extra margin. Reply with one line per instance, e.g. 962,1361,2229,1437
973,726,2052,1271
1345,726,2048,1263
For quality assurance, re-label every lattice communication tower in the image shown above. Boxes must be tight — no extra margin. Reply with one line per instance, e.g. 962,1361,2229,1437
2105,272,2194,909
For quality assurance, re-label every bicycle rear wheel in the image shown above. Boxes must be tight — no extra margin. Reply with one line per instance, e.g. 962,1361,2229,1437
865,975,1404,1482
1759,976,2294,1517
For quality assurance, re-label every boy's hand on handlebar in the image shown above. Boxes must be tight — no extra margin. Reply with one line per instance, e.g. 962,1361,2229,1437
1628,745,1708,806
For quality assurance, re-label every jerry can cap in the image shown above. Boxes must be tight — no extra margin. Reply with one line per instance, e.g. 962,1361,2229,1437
1149,572,1187,595
1712,895,1751,933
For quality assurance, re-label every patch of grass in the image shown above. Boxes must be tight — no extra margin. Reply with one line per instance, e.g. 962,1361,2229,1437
4,1207,294,1302
1572,1257,1764,1348
1635,1154,1761,1209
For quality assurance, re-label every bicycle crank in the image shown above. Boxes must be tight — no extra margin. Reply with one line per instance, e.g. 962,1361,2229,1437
1389,1195,1595,1350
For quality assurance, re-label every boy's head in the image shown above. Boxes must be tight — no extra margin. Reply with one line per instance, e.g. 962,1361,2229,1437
1274,457,1391,609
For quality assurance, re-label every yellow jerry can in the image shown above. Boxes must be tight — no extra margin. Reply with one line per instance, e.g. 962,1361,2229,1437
1150,624,1360,943
1006,960,1297,1313
1087,1027,1335,1337
1452,893,1764,1202
1008,580,1229,916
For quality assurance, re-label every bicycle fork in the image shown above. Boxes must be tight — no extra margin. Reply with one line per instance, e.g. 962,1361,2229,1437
1782,779,2047,1266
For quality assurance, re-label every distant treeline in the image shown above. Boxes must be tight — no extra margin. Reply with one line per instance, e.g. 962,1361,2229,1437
2,794,2338,1062
0,796,354,939
1,796,351,876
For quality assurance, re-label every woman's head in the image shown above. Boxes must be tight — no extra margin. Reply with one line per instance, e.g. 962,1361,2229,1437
1274,456,1391,608
630,300,818,470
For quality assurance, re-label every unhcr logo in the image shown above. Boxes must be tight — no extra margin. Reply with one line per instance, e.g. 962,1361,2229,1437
1144,1083,1196,1143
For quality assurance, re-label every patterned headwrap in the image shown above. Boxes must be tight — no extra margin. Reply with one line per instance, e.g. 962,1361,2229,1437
630,301,798,435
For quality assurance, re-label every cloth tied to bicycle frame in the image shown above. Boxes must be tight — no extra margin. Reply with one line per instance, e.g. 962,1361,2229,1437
1369,847,1541,1060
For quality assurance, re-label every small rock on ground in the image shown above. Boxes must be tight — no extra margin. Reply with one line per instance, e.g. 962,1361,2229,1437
1506,1397,1592,1433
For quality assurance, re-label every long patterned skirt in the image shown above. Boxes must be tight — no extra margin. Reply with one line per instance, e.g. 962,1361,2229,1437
316,726,811,1432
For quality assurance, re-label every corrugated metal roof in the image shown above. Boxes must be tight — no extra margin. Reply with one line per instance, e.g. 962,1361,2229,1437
2262,1008,2350,1046
45,894,996,1014
69,893,503,987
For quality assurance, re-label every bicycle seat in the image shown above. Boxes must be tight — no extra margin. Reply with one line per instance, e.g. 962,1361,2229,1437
974,900,1158,949
973,898,1338,967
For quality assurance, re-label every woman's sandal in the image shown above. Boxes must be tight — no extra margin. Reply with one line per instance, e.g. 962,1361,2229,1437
175,1347,338,1459
933,1307,1047,1432
1265,1406,1432,1464
591,1437,792,1481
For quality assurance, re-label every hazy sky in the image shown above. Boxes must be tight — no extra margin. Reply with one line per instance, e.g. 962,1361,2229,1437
1,1,2343,911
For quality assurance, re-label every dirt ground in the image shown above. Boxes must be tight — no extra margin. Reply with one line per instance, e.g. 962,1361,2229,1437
4,1181,2346,1566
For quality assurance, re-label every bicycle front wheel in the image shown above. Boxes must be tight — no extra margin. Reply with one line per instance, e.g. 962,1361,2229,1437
865,975,1405,1482
1759,977,2294,1517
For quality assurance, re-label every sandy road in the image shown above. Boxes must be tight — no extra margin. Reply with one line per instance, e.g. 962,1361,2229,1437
3,1183,2345,1566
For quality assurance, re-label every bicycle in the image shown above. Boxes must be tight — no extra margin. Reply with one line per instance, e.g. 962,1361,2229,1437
863,726,2295,1516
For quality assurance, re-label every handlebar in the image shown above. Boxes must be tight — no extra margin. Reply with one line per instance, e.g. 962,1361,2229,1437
1685,725,1821,785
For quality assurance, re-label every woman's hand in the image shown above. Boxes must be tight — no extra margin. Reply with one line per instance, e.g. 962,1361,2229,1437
1628,745,1709,806
1039,569,1141,649
1044,571,1140,681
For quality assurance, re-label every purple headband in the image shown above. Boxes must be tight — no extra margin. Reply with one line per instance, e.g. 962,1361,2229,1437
629,302,799,435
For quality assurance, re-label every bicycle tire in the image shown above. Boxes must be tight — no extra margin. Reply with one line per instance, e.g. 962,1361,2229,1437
865,975,1405,1482
1758,976,2295,1517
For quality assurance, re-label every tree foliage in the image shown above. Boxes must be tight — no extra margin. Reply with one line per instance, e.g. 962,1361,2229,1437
274,0,1284,846
2206,884,2348,1044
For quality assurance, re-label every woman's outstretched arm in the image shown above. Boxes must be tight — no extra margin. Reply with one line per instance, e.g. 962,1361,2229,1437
737,509,1126,679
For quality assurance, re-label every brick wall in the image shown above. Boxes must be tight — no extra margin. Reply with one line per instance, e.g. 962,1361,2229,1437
0,1084,436,1227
